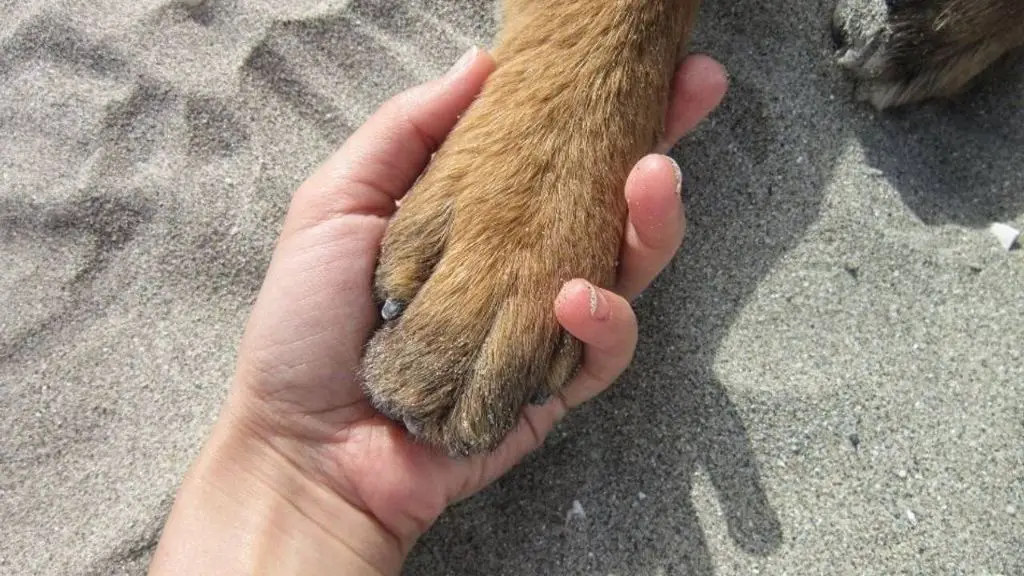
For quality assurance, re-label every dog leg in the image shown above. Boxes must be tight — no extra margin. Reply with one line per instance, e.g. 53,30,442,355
362,0,701,455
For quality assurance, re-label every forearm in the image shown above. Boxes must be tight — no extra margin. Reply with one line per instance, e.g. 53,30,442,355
149,413,405,576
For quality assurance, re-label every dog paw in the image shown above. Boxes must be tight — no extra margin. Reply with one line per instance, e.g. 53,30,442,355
360,158,605,455
359,93,628,456
832,0,1024,108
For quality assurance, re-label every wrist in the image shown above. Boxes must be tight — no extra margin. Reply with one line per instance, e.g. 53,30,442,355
150,410,406,575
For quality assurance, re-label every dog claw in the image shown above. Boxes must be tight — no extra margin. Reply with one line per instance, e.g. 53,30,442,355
529,390,551,406
402,415,423,436
381,298,406,321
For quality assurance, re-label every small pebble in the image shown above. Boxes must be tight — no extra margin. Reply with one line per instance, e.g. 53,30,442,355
566,500,586,524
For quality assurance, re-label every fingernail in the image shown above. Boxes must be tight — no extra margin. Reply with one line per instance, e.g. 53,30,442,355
666,155,683,196
447,47,477,78
586,282,609,321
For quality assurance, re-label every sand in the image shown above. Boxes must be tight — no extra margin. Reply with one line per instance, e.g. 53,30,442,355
1,0,1021,574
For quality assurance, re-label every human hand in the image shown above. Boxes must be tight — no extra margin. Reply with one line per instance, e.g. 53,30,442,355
150,48,727,575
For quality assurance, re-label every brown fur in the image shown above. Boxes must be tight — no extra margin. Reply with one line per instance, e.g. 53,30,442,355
362,0,698,455
362,0,1024,455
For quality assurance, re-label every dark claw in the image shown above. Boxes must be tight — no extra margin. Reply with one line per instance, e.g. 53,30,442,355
381,298,406,321
529,390,551,406
830,15,848,49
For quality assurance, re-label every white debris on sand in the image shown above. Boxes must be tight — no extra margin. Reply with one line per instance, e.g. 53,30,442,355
565,500,586,525
988,223,1020,251
906,509,918,526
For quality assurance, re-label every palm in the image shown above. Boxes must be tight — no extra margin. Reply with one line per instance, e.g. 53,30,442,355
235,209,557,537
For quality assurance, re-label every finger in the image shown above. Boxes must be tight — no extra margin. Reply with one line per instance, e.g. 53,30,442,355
555,280,639,409
285,48,496,233
656,54,729,154
465,280,639,487
614,154,686,300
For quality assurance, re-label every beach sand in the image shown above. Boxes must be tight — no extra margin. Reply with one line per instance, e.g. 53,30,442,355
1,0,1021,574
